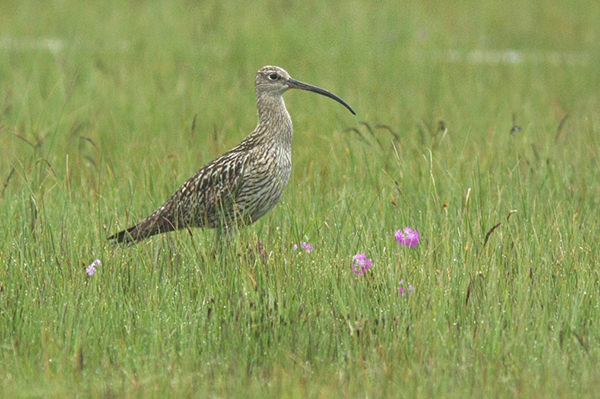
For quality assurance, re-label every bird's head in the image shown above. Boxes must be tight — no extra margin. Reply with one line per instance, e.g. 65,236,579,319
255,65,356,115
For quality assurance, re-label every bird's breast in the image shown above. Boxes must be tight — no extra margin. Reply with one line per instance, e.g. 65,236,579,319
237,144,291,224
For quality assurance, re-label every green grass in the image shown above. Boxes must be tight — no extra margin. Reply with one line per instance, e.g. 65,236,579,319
1,0,599,397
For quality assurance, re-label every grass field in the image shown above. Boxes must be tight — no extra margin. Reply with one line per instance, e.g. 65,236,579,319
1,0,599,397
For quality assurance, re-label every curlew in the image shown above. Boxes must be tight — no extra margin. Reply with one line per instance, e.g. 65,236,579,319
108,65,355,244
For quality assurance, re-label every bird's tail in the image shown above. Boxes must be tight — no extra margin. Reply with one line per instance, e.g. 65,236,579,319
108,213,177,245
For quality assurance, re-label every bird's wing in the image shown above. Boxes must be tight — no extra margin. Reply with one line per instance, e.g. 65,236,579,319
108,143,252,244
167,146,251,229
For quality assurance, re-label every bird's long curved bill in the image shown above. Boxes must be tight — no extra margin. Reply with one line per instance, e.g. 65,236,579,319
288,78,356,115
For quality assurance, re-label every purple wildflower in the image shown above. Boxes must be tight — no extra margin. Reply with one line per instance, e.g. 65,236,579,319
398,280,414,296
395,227,420,247
300,241,313,253
293,241,313,253
352,253,372,275
86,259,101,276
257,241,268,260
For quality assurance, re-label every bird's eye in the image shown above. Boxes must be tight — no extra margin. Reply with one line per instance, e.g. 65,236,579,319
268,73,279,81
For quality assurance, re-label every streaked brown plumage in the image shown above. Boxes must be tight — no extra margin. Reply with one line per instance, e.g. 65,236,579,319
108,65,355,244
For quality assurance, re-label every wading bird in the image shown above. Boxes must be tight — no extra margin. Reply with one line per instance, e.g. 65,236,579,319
109,65,355,244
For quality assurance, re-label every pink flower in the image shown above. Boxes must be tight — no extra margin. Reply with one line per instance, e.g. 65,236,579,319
257,241,268,260
86,259,101,276
398,280,413,296
352,253,372,275
293,241,313,253
395,227,420,247
300,241,313,253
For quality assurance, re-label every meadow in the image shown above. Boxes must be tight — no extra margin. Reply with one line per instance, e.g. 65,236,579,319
1,0,599,397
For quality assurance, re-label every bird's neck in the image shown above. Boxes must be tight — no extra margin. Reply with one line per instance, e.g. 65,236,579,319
254,93,293,148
